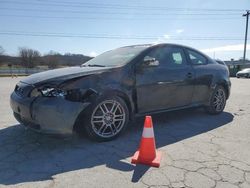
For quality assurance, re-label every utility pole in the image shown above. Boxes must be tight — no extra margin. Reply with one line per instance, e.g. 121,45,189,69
243,10,250,63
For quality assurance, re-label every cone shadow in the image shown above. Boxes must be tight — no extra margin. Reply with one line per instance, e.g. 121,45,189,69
131,164,151,182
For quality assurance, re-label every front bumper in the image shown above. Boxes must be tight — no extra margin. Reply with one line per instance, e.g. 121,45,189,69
10,91,90,135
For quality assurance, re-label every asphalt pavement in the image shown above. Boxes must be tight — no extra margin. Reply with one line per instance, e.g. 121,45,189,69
0,77,250,188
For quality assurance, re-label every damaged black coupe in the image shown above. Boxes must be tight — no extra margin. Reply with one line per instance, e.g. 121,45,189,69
10,44,231,141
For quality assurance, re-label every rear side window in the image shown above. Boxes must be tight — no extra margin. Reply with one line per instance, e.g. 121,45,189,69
187,50,207,65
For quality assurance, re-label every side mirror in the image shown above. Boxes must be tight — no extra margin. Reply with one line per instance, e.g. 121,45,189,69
143,56,159,67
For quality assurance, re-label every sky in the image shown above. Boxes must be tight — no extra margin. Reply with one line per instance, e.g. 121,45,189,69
0,0,249,60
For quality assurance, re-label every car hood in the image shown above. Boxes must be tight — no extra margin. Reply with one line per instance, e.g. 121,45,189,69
20,66,112,85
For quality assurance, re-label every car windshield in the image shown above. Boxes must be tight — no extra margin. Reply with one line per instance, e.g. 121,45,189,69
82,46,148,67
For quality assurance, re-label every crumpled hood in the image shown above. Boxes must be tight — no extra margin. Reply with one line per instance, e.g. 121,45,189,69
21,66,111,85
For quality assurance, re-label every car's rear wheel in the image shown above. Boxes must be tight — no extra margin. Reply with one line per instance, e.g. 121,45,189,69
83,95,129,141
205,86,226,114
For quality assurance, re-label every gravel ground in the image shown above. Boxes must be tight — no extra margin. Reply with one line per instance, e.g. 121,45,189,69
0,77,250,188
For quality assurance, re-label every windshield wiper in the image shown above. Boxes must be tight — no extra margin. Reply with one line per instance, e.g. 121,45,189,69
83,64,105,67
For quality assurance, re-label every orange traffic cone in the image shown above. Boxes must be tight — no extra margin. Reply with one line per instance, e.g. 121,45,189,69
131,116,162,167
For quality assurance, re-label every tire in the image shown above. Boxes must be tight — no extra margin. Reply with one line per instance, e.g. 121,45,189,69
82,95,129,142
205,86,226,115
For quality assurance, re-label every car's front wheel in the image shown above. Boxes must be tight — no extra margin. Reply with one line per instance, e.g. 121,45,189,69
205,86,226,114
83,95,129,141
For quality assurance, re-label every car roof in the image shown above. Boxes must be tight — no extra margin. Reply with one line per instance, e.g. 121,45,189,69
119,43,211,60
119,44,153,48
121,43,201,51
153,43,213,60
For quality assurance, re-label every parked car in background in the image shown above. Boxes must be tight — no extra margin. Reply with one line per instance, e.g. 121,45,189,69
10,43,231,141
236,68,250,78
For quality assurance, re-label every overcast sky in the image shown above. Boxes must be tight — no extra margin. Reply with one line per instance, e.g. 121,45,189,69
0,0,249,60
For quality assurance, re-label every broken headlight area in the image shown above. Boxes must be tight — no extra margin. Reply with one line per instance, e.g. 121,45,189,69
30,86,97,102
30,87,66,98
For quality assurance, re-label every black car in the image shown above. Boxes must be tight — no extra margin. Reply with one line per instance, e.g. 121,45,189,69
10,43,231,141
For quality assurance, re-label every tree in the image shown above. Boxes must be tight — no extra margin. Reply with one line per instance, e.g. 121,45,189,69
45,51,60,69
0,46,4,55
19,47,40,68
0,46,4,63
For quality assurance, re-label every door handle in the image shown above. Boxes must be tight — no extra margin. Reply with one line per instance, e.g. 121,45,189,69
186,72,193,79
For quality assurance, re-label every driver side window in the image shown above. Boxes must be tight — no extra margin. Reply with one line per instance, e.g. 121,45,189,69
143,46,187,68
143,47,164,67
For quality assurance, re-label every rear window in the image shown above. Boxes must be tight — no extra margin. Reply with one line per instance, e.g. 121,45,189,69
187,50,207,65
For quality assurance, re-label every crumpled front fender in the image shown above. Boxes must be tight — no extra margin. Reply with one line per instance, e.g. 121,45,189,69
31,97,90,135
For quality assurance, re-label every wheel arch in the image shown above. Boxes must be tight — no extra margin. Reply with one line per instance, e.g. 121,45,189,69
213,78,230,100
220,82,230,99
72,88,134,134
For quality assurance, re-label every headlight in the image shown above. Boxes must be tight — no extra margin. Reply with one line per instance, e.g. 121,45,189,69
30,86,97,102
30,88,41,97
30,86,66,98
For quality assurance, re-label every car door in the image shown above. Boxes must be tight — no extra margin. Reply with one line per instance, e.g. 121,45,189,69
135,45,195,113
185,49,214,104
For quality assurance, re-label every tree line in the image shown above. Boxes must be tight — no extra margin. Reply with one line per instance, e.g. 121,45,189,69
0,46,92,68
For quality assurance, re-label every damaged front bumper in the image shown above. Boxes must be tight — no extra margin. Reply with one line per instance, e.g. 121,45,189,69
10,91,90,135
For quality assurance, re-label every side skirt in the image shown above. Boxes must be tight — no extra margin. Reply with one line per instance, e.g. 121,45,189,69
135,103,205,117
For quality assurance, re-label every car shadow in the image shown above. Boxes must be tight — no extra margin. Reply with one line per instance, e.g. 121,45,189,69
0,108,234,185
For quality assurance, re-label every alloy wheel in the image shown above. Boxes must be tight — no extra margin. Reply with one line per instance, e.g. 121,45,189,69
213,88,226,112
91,100,126,138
